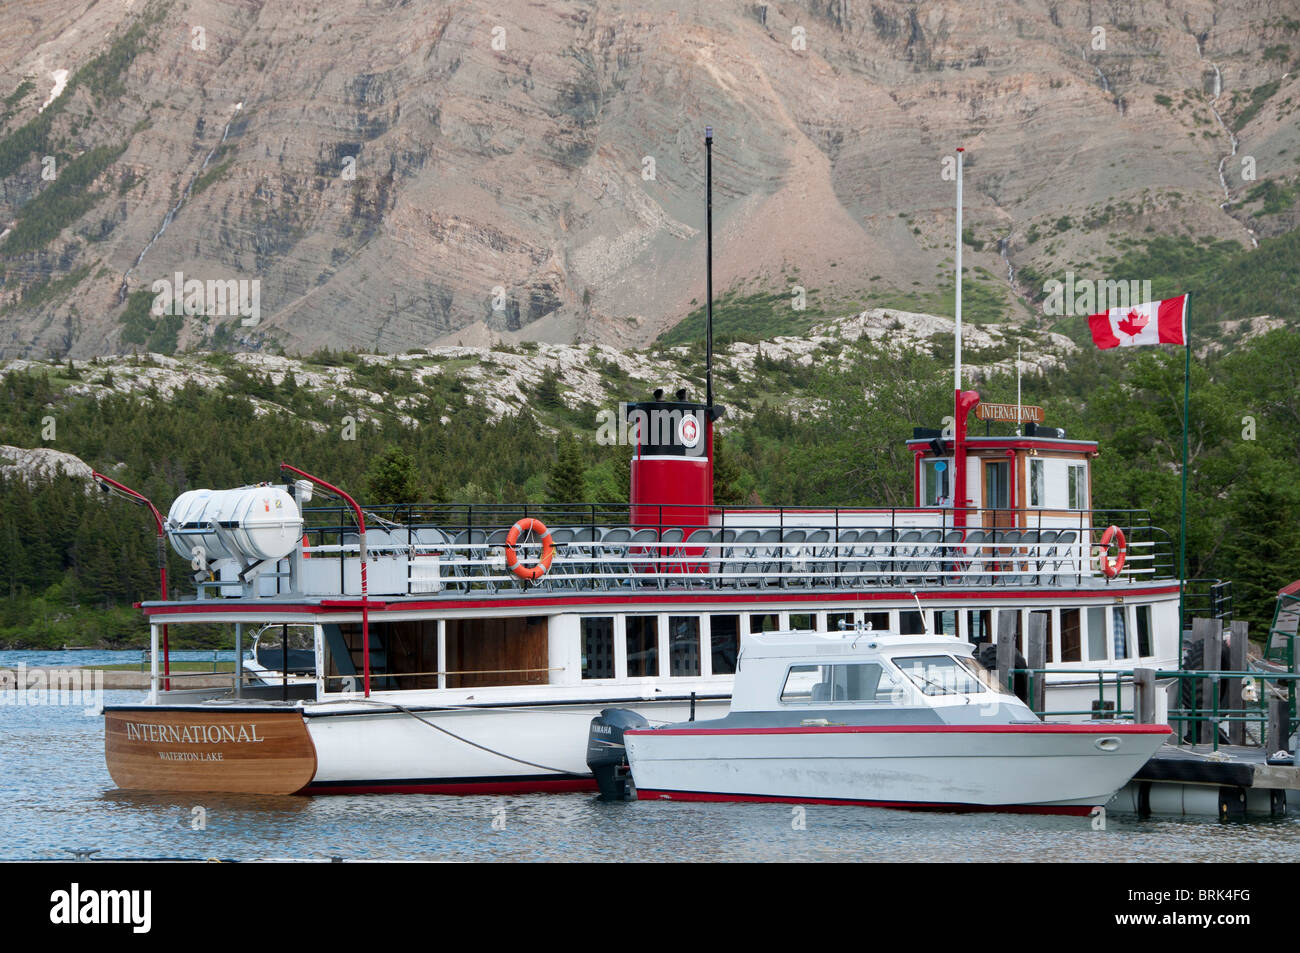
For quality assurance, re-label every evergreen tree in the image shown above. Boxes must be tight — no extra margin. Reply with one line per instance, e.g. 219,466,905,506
547,433,585,503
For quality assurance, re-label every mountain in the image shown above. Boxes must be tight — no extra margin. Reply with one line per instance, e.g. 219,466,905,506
1,0,1298,358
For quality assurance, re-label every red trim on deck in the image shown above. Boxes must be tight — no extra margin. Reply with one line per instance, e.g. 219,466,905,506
139,584,1181,618
626,724,1172,737
634,789,1093,816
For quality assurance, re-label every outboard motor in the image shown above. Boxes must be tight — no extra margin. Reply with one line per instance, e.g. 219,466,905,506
586,708,649,800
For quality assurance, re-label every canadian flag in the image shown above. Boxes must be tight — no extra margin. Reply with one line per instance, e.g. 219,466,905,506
1088,294,1187,349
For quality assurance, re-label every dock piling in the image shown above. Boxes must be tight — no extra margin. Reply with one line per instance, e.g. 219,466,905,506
1134,668,1156,724
1228,620,1248,745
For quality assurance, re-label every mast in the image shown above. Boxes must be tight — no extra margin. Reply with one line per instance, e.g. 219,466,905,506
952,147,969,528
705,125,714,414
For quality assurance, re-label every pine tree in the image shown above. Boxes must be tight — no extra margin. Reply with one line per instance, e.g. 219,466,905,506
547,433,586,503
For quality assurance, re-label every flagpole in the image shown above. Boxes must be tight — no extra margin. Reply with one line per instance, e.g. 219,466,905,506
1179,295,1190,654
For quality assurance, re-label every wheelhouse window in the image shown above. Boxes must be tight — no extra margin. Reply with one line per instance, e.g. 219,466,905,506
710,615,739,675
749,613,779,633
789,613,814,631
1029,458,1045,507
781,662,898,704
923,458,951,507
894,655,987,696
626,615,658,677
581,616,614,680
668,616,700,677
1067,464,1088,510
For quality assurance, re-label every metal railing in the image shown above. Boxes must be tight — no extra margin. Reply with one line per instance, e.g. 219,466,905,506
249,502,1176,600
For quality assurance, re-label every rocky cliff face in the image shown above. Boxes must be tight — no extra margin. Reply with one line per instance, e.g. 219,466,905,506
0,0,1297,358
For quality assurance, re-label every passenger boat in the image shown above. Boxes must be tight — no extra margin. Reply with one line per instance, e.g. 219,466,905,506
101,402,1185,796
101,134,1188,797
590,627,1171,814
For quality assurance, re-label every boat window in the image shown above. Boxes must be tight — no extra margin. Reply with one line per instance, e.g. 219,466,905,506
864,612,890,632
581,617,615,680
710,615,740,675
1086,606,1107,661
1067,465,1088,510
1135,605,1152,657
789,613,814,631
826,612,855,632
966,610,993,644
626,615,658,678
899,610,926,635
955,655,1015,696
1060,609,1082,662
1112,607,1130,659
934,610,959,638
894,655,987,696
1029,459,1045,507
781,663,898,704
668,616,701,677
749,613,779,633
923,459,951,507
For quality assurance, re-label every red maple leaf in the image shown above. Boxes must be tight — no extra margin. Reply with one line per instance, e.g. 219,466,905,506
1117,309,1149,337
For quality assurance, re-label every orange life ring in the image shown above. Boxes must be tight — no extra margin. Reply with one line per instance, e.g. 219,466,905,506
505,518,555,580
1097,524,1126,578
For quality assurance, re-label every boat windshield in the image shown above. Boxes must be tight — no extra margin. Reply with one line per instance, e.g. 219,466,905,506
893,655,993,696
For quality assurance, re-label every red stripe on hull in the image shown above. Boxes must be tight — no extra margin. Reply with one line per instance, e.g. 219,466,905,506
304,778,598,796
635,789,1093,816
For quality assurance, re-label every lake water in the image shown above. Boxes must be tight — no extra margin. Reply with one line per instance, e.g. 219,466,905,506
4,653,1300,862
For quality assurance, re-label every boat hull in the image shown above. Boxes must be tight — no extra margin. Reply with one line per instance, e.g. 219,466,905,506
625,723,1171,814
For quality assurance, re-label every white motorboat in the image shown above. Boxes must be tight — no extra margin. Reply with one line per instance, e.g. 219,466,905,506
591,628,1170,814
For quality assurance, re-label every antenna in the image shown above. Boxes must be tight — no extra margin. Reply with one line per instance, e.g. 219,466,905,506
910,588,933,636
705,125,714,415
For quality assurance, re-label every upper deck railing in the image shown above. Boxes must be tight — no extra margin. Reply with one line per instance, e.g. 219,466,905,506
195,503,1175,600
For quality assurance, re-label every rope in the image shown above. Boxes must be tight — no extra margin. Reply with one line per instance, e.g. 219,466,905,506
341,697,586,776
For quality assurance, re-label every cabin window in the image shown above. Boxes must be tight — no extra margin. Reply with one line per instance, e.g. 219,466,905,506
1086,606,1107,661
934,610,958,637
1060,609,1082,662
1135,605,1153,657
1067,465,1087,510
1112,607,1130,659
966,610,993,644
826,612,855,632
710,615,740,675
923,459,951,506
894,655,986,696
749,613,780,634
668,616,701,677
789,613,814,631
626,615,659,677
781,663,898,704
1029,459,1045,507
581,617,615,680
864,611,890,632
899,610,926,635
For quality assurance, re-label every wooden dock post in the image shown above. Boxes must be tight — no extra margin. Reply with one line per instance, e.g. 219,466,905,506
1228,620,1248,746
996,611,1017,695
1267,697,1290,756
1027,614,1047,716
1134,668,1156,724
1193,617,1220,744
